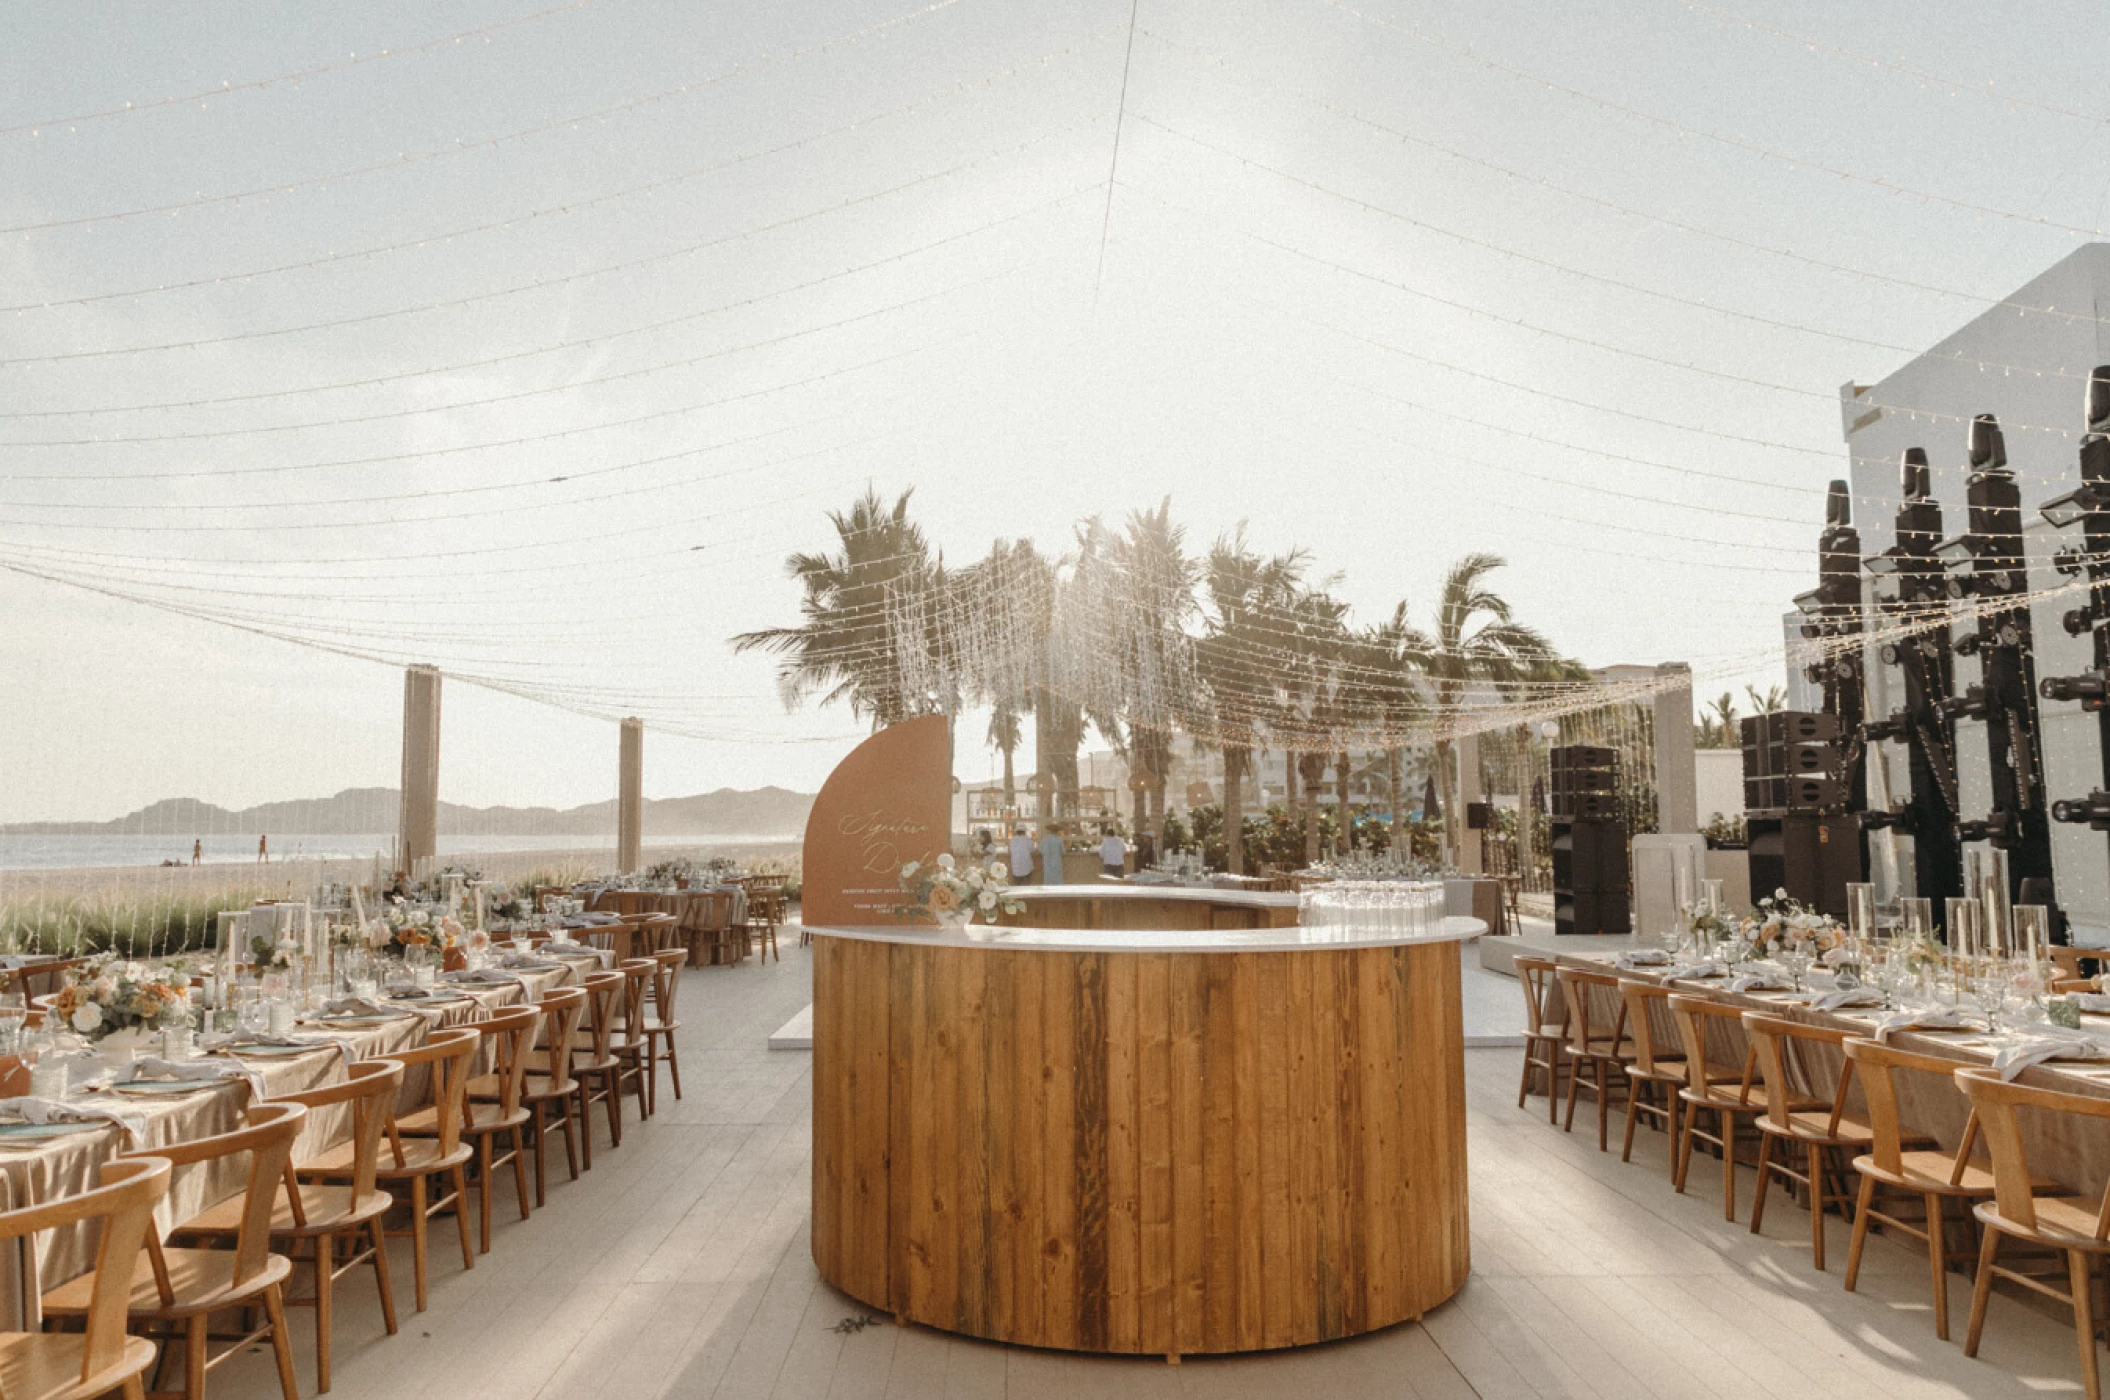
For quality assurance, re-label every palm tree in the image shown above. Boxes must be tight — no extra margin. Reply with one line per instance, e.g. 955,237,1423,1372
1408,554,1580,869
1104,498,1197,848
731,486,945,729
1745,684,1785,715
1368,602,1433,847
1197,531,1307,874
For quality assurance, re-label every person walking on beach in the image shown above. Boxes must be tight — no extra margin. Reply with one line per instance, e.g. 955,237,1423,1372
191,839,201,867
257,834,268,864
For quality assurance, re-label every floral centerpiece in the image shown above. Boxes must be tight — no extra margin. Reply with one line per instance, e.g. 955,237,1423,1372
1746,890,1843,956
897,854,1025,927
49,956,192,1050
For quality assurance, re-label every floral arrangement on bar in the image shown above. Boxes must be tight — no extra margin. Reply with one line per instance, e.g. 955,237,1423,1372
49,956,192,1043
896,854,1025,927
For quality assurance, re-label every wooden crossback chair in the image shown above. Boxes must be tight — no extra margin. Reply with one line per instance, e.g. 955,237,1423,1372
298,1028,478,1313
1741,1011,1904,1272
0,1156,168,1400
1512,956,1569,1122
44,1102,308,1400
176,1058,405,1394
493,986,588,1205
1838,1037,2001,1340
1667,993,1766,1220
1955,1067,2110,1400
1554,965,1632,1152
571,971,628,1162
639,949,687,1115
607,959,657,1125
1617,979,1692,1177
404,1006,543,1253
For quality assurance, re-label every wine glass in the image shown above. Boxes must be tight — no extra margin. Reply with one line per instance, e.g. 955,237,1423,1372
1967,960,2012,1034
0,990,28,1057
1776,929,1816,991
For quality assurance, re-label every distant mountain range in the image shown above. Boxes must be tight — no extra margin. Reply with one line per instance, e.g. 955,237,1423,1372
2,786,815,838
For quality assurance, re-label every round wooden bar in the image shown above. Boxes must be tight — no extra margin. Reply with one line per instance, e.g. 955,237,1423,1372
809,900,1476,1358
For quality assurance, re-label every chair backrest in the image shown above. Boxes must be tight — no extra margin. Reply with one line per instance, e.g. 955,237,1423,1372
0,1156,170,1385
2049,946,2091,981
617,958,656,1038
1555,966,1627,1055
478,1004,545,1116
576,971,624,1064
535,987,588,1096
128,1100,307,1295
1954,1066,2110,1236
387,1026,480,1159
1740,1010,1852,1134
2051,977,2094,995
1514,956,1565,1037
275,1058,406,1214
1617,979,1677,1075
650,948,686,1023
1841,1037,1982,1182
1666,993,1755,1102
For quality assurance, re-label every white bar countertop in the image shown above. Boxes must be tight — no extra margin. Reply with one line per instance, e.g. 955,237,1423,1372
805,914,1485,955
1013,882,1299,908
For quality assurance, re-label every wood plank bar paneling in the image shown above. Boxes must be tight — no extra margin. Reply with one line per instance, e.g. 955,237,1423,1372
810,934,1470,1357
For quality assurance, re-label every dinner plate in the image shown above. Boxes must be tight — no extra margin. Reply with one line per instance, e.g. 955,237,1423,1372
220,1042,327,1058
109,1079,220,1097
389,990,468,1004
301,1014,400,1027
0,1120,107,1140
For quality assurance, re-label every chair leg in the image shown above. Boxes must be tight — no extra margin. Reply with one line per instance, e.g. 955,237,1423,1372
316,1233,335,1393
477,1136,494,1253
411,1174,430,1311
1620,1080,1642,1163
123,1376,144,1400
1674,1107,1697,1194
186,1313,209,1400
577,1084,594,1171
451,1165,476,1269
1562,1057,1582,1133
1517,1046,1532,1108
667,1039,682,1101
532,1103,549,1208
1547,1052,1562,1124
511,1125,531,1221
1722,1111,1739,1221
604,1070,623,1146
562,1094,581,1180
264,1282,300,1400
1965,1226,2001,1357
1844,1175,1875,1294
1809,1143,1827,1271
2072,1249,2102,1400
1926,1193,1949,1340
371,1214,398,1335
1595,1062,1612,1153
1664,1094,1681,1183
1749,1132,1774,1234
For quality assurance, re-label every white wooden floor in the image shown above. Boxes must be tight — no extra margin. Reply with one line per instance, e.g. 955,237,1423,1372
210,941,2096,1399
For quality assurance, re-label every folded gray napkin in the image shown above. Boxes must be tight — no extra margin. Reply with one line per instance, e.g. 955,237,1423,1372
0,1096,145,1139
1874,1006,1975,1043
1991,1024,2110,1081
1726,971,1795,993
445,968,525,986
1661,961,1725,982
1615,949,1672,970
204,1032,355,1065
1808,986,1886,1012
315,997,395,1018
114,1056,266,1101
2072,993,2110,1014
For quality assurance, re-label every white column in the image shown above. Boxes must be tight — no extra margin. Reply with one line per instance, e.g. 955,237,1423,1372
1457,732,1485,875
1653,662,1698,834
397,666,442,877
618,717,644,875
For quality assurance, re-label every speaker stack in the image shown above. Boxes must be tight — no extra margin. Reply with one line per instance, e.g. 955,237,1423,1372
1550,745,1630,935
1741,711,1861,917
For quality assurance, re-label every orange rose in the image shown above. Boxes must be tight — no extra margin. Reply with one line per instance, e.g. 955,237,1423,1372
928,884,960,913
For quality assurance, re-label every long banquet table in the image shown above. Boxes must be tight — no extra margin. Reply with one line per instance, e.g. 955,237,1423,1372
1553,948,2110,1201
1,945,608,1325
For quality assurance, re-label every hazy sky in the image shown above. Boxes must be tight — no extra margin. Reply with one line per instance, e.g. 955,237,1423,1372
5,0,2107,822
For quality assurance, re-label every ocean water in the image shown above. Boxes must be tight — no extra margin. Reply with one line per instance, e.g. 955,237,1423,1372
0,832,790,872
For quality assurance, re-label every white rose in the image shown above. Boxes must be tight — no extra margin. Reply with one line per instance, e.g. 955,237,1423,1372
1775,888,1789,901
979,890,997,910
70,1002,103,1034
987,862,1006,881
937,853,955,870
902,861,920,878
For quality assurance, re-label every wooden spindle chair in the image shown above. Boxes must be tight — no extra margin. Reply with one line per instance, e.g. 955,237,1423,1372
44,1103,308,1400
298,1027,478,1313
174,1058,405,1394
1555,966,1632,1151
403,1006,543,1253
0,1155,168,1400
1667,993,1766,1220
501,986,587,1205
608,958,657,1124
1838,1037,2000,1340
1956,1067,2110,1400
640,948,688,1115
1512,956,1569,1122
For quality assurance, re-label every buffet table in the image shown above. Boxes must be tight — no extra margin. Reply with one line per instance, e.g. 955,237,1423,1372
809,891,1482,1361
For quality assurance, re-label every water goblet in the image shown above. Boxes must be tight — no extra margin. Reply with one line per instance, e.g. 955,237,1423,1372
1967,961,2012,1034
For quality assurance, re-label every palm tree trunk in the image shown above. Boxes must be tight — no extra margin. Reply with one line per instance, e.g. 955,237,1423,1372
1299,752,1324,867
1387,747,1404,856
1436,737,1462,870
1223,745,1247,875
1335,748,1352,855
1001,742,1016,808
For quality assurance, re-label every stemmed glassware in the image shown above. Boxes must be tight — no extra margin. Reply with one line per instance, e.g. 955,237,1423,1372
1966,959,2012,1034
1777,933,1816,992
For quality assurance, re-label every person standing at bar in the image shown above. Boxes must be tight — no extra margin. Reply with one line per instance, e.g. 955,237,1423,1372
1041,823,1065,885
1009,826,1033,883
1100,825,1127,878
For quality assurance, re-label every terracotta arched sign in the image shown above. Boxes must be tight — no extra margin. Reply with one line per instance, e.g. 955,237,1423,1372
800,714,952,927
